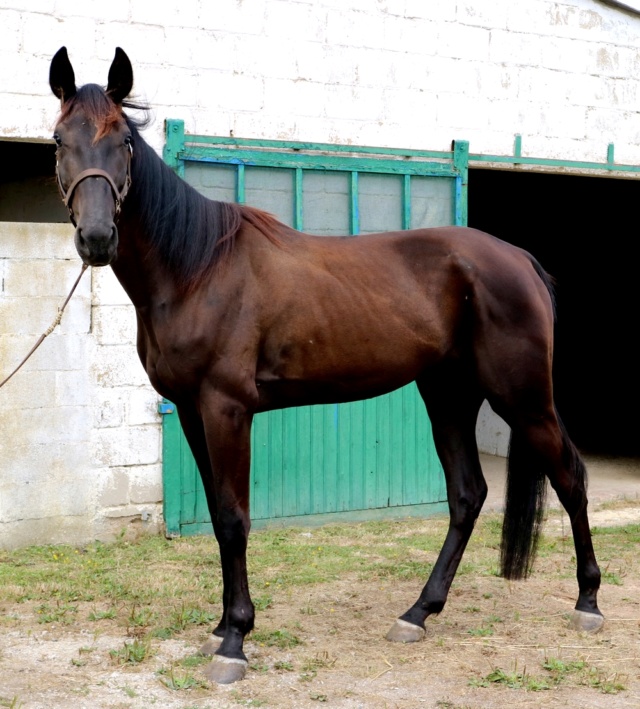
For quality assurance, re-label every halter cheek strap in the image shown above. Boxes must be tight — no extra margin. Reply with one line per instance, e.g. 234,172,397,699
56,147,132,227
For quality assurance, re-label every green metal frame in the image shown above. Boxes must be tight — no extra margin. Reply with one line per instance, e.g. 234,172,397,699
164,119,470,232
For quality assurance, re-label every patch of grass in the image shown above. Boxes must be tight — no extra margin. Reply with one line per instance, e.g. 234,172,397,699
470,667,551,691
35,602,77,624
110,638,153,665
0,697,23,709
298,653,334,682
252,628,301,649
88,608,116,621
542,657,587,680
157,666,210,691
128,605,155,628
178,654,210,669
601,570,623,586
541,657,626,694
169,604,217,633
150,627,175,640
249,661,270,674
582,668,627,694
253,595,273,611
230,694,267,707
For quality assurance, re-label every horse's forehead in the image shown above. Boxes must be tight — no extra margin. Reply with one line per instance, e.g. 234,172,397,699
56,108,127,139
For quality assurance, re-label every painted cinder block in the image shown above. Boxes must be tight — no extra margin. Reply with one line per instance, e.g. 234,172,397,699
91,267,131,307
92,305,137,346
0,223,77,260
97,466,130,508
129,464,163,504
127,387,161,426
91,424,161,468
91,344,149,388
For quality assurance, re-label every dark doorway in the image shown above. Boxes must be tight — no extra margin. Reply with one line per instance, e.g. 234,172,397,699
0,140,67,222
468,168,640,456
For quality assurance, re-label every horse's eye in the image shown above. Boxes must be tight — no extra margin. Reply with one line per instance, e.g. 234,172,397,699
124,135,132,147
53,133,62,147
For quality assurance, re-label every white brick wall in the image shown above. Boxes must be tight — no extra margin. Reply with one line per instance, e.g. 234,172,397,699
2,0,640,546
0,224,162,549
2,0,638,155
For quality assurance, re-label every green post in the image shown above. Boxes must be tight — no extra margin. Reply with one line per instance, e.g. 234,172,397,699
294,168,304,230
163,119,186,178
236,164,246,203
402,174,411,230
452,140,469,227
350,171,360,235
159,399,182,537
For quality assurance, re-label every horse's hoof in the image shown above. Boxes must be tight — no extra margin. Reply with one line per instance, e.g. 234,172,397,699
198,635,223,656
203,656,248,684
570,609,604,633
385,618,426,643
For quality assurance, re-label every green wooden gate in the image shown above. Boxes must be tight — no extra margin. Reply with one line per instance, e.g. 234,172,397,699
161,124,471,535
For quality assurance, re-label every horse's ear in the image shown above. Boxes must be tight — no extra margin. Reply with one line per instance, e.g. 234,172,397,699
49,47,77,103
107,47,133,105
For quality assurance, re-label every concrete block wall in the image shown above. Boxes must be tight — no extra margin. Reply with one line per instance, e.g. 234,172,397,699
0,224,162,549
2,1,640,545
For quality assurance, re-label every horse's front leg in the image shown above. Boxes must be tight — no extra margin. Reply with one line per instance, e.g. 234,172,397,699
198,390,255,685
175,404,230,654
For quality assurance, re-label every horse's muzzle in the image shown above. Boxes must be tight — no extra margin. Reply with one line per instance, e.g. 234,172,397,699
74,224,119,266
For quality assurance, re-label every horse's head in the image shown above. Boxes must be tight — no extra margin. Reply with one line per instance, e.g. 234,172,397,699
50,47,134,266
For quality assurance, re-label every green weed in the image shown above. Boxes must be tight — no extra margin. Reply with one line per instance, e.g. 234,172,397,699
251,628,301,649
470,667,550,691
110,638,152,665
157,666,209,691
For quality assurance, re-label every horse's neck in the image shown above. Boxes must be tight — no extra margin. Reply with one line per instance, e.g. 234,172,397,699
111,214,176,310
110,142,182,306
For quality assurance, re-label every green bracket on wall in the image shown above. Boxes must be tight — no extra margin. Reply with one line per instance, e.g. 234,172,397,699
158,399,176,415
164,119,186,178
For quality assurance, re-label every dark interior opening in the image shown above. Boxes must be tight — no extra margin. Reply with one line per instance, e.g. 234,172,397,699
468,168,640,456
0,140,67,222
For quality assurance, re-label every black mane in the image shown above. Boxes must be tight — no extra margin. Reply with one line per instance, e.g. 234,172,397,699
124,116,246,290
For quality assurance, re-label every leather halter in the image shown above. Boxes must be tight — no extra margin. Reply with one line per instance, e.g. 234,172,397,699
56,145,132,227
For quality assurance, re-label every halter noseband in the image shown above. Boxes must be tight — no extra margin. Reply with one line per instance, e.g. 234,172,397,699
56,145,132,227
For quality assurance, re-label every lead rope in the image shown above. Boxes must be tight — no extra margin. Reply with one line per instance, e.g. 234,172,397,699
0,263,89,389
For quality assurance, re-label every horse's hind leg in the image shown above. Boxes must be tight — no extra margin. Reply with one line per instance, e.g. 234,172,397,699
387,369,486,642
498,403,603,632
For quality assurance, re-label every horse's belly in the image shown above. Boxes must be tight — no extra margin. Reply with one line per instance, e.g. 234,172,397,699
254,348,434,411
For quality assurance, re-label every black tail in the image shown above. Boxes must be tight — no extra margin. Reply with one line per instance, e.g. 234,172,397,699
499,428,548,580
500,413,587,580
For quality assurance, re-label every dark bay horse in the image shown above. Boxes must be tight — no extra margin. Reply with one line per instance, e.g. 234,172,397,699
49,47,603,684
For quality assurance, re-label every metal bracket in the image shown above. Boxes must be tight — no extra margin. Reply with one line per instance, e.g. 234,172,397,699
158,400,176,415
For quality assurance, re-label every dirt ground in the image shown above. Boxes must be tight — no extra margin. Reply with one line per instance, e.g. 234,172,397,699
1,454,640,709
